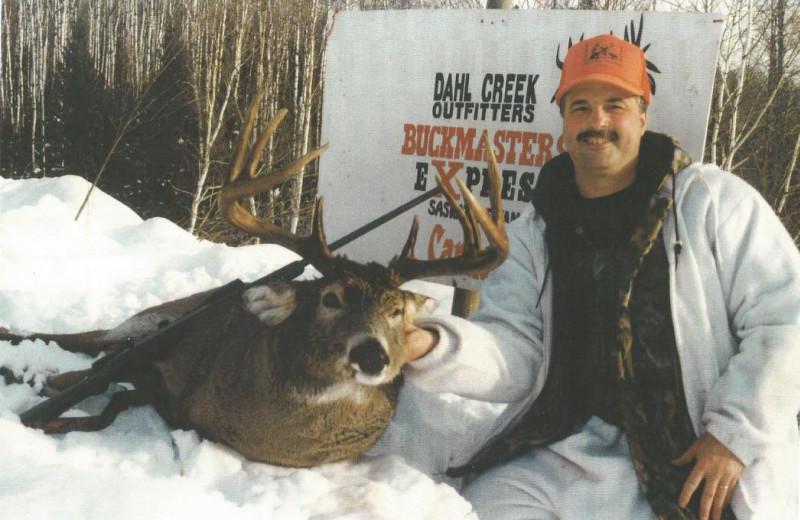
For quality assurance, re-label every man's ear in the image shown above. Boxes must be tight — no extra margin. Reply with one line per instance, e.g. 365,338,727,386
243,283,297,326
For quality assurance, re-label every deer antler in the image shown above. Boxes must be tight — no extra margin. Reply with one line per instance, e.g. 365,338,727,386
388,131,509,282
222,91,508,282
219,89,335,274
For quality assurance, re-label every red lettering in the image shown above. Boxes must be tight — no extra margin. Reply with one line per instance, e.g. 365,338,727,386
536,133,554,167
428,223,445,260
403,124,557,168
401,124,417,155
439,127,455,159
428,224,464,260
429,126,441,157
493,130,506,164
519,132,537,167
454,127,477,161
556,134,566,154
432,160,464,201
504,130,522,165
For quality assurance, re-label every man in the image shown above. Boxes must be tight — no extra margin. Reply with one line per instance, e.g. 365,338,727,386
404,34,800,520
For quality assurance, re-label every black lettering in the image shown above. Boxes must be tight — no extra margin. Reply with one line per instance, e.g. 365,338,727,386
523,104,535,123
490,103,501,120
481,74,493,102
517,171,535,202
513,74,525,104
464,102,475,119
414,162,429,191
492,74,503,102
504,74,515,103
434,73,445,101
442,102,454,119
455,74,472,102
442,76,453,100
525,74,539,104
502,170,517,201
501,104,512,122
512,104,523,123
430,199,445,217
465,166,482,191
479,167,491,197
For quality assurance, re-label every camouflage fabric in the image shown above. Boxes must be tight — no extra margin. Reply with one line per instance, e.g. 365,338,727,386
447,133,734,519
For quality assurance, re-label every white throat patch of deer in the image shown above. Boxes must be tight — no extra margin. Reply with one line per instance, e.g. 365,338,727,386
5,89,508,468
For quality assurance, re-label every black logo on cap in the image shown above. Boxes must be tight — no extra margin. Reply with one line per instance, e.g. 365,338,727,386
551,14,661,103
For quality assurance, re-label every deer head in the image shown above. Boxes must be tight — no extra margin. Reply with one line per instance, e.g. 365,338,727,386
216,89,509,392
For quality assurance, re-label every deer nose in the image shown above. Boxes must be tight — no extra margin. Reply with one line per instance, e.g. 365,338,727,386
349,338,390,375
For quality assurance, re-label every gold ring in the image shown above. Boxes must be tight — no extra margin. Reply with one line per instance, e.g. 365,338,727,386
719,485,729,490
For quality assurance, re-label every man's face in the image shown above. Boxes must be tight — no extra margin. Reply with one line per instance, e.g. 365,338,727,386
562,82,647,195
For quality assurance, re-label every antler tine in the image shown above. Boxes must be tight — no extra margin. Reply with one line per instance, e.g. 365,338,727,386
230,88,268,184
221,143,329,204
219,91,334,272
246,108,288,180
481,130,504,229
389,131,509,282
435,174,479,251
310,196,335,261
398,215,420,261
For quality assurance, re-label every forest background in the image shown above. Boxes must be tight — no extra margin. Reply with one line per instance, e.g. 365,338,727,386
3,0,799,244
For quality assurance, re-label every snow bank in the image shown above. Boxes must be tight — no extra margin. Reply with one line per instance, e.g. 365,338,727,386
0,175,497,520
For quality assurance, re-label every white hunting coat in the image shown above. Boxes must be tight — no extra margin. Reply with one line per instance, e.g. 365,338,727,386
404,162,800,519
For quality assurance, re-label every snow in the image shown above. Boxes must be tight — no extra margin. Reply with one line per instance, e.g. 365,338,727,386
0,175,500,520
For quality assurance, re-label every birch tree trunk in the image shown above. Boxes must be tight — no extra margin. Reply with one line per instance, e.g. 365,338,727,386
185,0,249,235
776,130,800,216
289,1,319,234
723,0,752,172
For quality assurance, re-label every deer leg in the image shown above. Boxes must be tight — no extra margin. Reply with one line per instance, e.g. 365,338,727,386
41,368,94,396
28,331,121,355
0,328,120,355
1,366,93,398
37,389,149,434
0,290,217,356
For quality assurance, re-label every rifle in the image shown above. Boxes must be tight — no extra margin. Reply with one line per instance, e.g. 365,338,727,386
19,185,443,428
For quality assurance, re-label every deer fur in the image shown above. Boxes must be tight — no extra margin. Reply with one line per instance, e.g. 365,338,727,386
145,264,435,467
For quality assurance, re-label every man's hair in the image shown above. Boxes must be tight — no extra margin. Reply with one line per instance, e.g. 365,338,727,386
558,95,648,117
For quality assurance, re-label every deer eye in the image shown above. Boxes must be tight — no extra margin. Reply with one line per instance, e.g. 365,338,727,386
322,292,343,309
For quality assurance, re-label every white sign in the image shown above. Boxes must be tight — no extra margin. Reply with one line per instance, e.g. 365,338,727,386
319,10,723,289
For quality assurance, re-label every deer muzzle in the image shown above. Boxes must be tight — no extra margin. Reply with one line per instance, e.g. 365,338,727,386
348,336,391,384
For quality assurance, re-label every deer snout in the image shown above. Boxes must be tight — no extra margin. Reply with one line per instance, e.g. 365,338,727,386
348,338,390,382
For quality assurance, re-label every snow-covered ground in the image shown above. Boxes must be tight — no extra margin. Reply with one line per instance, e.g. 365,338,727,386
0,175,503,520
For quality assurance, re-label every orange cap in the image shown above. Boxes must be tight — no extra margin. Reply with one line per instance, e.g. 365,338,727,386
554,34,650,106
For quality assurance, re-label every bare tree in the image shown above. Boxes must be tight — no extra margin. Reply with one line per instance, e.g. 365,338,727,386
180,0,250,235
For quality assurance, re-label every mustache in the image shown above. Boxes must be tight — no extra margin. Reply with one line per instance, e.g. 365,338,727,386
577,129,619,143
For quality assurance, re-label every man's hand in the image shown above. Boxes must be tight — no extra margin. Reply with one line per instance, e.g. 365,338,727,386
671,432,744,520
404,324,439,362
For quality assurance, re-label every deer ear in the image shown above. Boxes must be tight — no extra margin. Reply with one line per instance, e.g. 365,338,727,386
243,283,297,326
402,291,439,320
